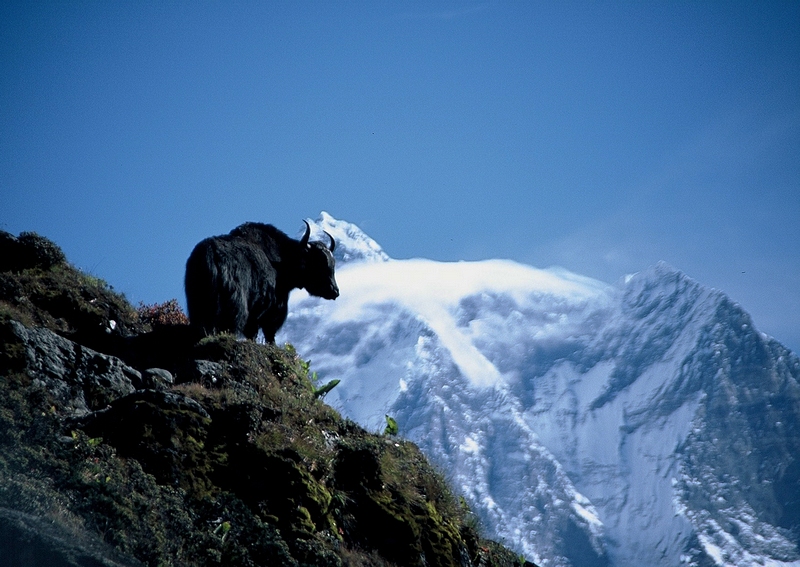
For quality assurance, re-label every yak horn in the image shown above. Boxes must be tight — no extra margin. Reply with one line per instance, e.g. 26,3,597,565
300,220,311,247
324,231,336,252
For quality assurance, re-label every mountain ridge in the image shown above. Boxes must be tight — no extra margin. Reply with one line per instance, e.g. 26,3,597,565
279,214,800,567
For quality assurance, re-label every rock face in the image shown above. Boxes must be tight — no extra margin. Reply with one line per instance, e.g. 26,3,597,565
8,320,142,415
0,232,530,567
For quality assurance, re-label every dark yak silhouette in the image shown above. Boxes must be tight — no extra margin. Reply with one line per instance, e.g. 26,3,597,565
185,221,338,343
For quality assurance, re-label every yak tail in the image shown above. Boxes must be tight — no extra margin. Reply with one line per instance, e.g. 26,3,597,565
185,242,215,333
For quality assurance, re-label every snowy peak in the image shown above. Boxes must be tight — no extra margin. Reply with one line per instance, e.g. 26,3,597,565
586,262,722,410
617,261,716,322
278,217,800,567
308,212,390,264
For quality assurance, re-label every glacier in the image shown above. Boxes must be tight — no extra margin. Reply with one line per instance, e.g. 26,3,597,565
279,212,800,567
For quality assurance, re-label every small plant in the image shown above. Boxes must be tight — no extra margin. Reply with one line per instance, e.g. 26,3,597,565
295,353,341,399
137,299,189,326
384,414,399,436
459,496,482,533
80,273,112,291
313,379,340,399
213,519,232,543
299,358,314,380
70,430,103,448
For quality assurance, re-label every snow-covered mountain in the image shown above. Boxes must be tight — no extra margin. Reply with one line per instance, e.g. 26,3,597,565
279,213,800,567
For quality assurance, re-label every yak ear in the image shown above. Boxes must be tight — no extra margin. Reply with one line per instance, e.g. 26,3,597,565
300,220,311,247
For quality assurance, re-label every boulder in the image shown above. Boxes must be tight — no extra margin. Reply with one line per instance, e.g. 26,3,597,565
8,320,142,415
142,368,174,389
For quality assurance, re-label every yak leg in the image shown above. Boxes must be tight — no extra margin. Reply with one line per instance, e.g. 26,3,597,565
259,304,288,344
210,288,249,338
260,321,278,344
243,312,261,341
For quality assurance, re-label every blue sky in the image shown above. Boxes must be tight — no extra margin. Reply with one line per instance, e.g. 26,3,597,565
2,1,799,353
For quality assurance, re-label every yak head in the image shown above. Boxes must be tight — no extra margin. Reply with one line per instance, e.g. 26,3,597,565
299,220,339,300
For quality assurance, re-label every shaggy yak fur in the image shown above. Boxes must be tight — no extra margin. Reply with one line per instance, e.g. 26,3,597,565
185,221,338,343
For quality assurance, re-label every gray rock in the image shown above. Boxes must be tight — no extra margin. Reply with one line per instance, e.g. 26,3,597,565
9,320,142,416
192,359,224,384
142,368,174,390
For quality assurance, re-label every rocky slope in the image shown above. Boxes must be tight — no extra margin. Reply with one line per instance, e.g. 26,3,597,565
0,230,531,567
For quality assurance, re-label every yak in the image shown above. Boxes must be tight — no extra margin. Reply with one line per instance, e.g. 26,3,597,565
185,220,339,343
